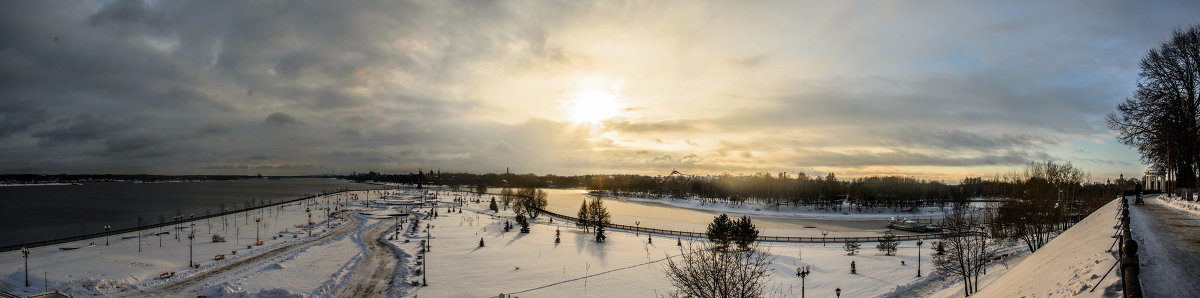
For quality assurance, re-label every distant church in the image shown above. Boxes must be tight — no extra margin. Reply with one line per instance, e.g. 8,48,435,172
1143,164,1167,192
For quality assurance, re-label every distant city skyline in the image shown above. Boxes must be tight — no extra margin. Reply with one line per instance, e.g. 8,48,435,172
2,1,1198,181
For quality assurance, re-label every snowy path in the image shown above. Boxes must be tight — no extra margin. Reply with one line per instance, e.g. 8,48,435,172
135,215,362,296
336,220,396,297
1129,195,1200,297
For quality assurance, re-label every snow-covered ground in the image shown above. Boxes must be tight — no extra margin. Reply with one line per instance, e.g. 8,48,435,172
1154,194,1200,217
0,189,393,297
0,186,1130,297
971,198,1123,297
391,190,947,297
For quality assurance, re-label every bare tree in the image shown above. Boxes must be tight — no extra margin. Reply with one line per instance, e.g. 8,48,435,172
1107,23,1200,199
662,242,775,298
513,187,548,219
932,204,996,295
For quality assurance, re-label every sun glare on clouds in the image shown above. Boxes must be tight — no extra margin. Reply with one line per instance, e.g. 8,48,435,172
565,87,622,124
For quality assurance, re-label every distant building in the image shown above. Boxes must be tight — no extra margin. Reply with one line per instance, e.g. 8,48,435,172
1144,164,1167,192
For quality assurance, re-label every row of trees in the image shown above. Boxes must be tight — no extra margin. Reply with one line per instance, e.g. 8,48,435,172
1108,23,1200,199
576,198,612,242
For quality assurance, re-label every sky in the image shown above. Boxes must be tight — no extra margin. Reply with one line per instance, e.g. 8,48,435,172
1,0,1198,181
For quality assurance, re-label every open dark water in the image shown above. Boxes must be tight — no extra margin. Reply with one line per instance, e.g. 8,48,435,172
0,178,389,247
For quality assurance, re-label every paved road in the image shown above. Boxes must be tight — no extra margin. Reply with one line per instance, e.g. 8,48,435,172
1128,195,1200,297
336,221,397,297
134,216,361,296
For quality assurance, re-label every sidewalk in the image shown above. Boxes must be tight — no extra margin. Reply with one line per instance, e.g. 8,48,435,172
1128,195,1200,297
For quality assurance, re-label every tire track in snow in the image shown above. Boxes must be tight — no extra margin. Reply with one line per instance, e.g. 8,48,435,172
133,215,362,296
336,220,397,297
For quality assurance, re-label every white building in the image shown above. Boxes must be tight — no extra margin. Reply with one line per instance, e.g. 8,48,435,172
1144,164,1167,192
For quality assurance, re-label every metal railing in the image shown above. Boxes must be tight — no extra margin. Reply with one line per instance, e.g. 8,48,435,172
1118,196,1142,297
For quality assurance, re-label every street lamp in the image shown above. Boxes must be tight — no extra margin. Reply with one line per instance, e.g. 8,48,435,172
916,238,924,277
822,231,829,246
255,218,262,243
836,287,841,298
187,229,195,268
796,265,811,298
104,225,111,246
635,221,641,236
21,247,30,287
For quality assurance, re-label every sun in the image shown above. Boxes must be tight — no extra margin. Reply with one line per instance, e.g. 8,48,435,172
565,89,621,124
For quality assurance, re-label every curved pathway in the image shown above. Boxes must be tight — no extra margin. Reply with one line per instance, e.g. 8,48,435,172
135,216,361,296
336,221,397,297
1129,195,1200,297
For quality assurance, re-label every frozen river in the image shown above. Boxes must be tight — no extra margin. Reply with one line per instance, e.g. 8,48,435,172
533,189,911,237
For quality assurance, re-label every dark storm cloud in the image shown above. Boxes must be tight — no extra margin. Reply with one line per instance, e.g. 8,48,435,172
0,99,48,138
264,112,304,127
31,114,141,148
0,0,1195,177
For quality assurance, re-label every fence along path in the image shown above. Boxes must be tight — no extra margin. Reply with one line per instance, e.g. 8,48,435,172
535,207,952,243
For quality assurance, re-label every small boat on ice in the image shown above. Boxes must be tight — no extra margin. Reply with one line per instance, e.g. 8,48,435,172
213,254,225,261
159,272,175,279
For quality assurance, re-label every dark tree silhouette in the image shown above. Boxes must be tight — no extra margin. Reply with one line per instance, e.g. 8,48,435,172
1108,23,1200,199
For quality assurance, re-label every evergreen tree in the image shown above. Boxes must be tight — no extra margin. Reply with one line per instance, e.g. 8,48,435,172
516,214,530,233
706,214,735,250
576,201,590,232
648,235,652,244
851,260,857,274
876,231,898,256
935,241,946,255
479,238,485,247
587,198,611,242
489,197,499,213
595,225,607,242
733,216,759,251
844,239,861,255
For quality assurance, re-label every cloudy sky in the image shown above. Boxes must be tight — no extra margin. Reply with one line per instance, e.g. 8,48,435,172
1,0,1197,180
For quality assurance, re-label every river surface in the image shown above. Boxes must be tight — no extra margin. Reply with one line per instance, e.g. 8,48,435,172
0,178,390,247
529,189,905,237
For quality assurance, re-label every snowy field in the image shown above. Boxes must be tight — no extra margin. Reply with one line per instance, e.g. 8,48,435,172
0,187,1127,297
395,190,948,297
0,189,390,296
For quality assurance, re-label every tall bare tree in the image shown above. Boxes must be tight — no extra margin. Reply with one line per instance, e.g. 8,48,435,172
662,242,775,298
933,204,996,296
1108,23,1200,199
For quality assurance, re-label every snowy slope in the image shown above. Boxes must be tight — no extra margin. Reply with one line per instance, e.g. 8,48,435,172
973,198,1123,297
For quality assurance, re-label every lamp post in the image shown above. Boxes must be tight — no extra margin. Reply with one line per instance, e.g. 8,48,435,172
635,221,641,236
187,229,195,268
821,231,828,246
255,218,262,243
104,225,111,246
21,247,30,287
916,238,924,277
836,287,841,298
796,265,811,298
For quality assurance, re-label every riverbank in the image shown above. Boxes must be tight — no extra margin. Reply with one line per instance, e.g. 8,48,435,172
597,192,953,221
